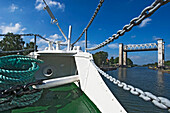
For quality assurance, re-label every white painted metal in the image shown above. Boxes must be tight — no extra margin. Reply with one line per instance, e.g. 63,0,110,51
33,75,79,89
33,51,77,80
45,41,55,50
157,39,164,67
123,51,127,66
121,40,164,67
124,43,157,51
119,43,123,66
74,52,127,113
55,41,61,50
67,25,72,51
31,45,127,113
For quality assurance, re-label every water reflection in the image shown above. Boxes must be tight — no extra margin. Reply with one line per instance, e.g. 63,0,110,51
157,70,165,95
106,67,170,113
157,71,164,85
118,68,127,81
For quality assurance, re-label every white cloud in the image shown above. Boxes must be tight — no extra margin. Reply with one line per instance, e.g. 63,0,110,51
49,34,62,40
0,23,26,34
33,34,47,44
30,34,47,50
75,40,88,47
131,35,136,38
9,4,18,12
35,3,44,10
108,43,119,49
35,0,65,11
38,45,47,50
138,18,152,28
30,34,63,50
75,40,97,49
129,55,141,60
167,44,170,47
152,36,161,41
21,28,27,32
98,28,102,31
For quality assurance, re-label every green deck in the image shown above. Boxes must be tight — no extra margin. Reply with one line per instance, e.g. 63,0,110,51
4,83,100,113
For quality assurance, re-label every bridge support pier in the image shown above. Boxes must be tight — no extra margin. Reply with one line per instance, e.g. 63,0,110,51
119,39,165,68
119,43,123,67
157,39,164,68
123,51,127,66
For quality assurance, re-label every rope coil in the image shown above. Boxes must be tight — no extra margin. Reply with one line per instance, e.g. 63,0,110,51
0,55,43,111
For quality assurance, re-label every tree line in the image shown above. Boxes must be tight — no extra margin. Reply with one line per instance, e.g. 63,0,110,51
93,51,133,67
0,32,36,56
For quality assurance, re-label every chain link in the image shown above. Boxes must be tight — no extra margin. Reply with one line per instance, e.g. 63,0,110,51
90,60,170,112
0,80,43,103
72,0,104,46
0,34,53,43
86,0,170,51
0,49,34,54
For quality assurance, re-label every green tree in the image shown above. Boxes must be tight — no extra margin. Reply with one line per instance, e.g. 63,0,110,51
0,33,25,56
114,57,119,64
109,57,114,65
0,32,36,56
113,57,133,66
93,51,108,66
0,33,25,51
127,58,133,65
23,42,37,55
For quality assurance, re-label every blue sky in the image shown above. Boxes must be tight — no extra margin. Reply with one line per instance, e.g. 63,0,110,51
0,0,170,65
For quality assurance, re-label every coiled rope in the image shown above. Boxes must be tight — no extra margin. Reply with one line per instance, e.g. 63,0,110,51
90,60,170,112
0,55,43,111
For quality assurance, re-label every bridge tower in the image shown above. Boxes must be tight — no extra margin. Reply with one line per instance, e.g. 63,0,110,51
123,51,127,66
157,39,165,68
119,39,165,68
119,43,123,66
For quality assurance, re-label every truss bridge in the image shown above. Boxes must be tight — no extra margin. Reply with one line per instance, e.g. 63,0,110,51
124,43,158,52
119,39,165,68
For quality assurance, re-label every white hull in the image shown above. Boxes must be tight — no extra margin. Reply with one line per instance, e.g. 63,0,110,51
30,50,127,113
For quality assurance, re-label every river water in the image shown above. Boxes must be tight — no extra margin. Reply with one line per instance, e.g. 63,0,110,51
103,67,170,113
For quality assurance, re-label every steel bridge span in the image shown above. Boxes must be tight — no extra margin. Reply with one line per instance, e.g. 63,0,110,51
119,39,165,68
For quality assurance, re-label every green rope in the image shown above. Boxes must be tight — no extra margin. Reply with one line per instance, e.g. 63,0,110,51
0,55,43,111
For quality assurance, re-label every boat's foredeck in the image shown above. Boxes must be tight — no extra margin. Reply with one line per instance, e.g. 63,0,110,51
9,83,100,113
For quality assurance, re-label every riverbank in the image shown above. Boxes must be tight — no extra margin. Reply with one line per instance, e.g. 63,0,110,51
148,66,170,74
100,66,117,71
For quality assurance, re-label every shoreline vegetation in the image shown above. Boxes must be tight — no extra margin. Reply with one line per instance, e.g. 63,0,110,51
93,51,135,71
93,51,170,74
148,66,170,74
143,61,170,74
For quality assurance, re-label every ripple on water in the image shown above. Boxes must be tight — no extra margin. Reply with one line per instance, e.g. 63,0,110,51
104,67,170,113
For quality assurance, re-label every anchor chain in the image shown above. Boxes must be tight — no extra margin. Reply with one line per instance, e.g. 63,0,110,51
0,80,43,104
0,55,44,111
0,49,34,54
90,60,170,112
86,0,170,51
